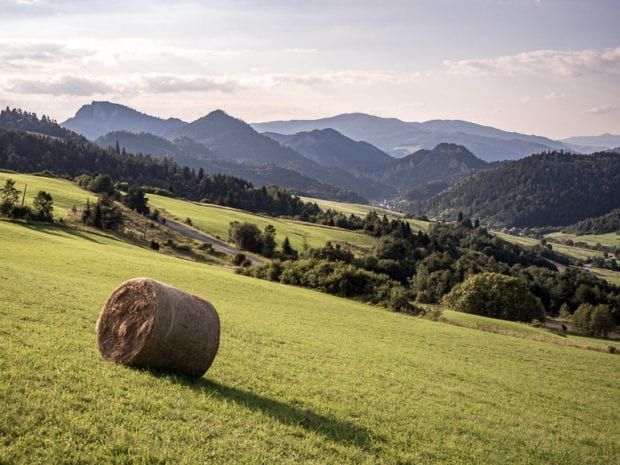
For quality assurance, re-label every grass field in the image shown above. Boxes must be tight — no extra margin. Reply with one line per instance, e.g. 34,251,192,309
547,232,620,249
148,194,377,251
495,232,606,260
0,171,95,219
590,267,620,286
301,196,430,232
1,219,619,464
442,309,620,351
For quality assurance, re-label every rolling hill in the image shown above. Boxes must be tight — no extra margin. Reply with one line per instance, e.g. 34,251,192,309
373,143,492,192
561,133,620,152
409,151,620,228
1,209,618,464
264,128,395,175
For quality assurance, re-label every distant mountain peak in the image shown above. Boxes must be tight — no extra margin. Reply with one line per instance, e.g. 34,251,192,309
253,113,573,161
62,101,187,140
206,109,229,118
264,127,394,176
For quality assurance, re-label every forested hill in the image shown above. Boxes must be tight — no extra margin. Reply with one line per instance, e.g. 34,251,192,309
0,107,87,144
373,143,491,192
0,127,318,217
409,151,620,228
563,208,620,235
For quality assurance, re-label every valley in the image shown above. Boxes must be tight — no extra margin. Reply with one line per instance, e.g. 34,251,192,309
2,3,619,464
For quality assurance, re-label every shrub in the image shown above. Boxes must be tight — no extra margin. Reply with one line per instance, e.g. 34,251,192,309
233,253,251,267
572,303,615,337
442,272,545,322
32,190,54,221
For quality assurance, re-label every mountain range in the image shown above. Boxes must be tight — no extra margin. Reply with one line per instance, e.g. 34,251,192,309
61,101,541,202
1,103,619,229
252,113,580,161
60,101,620,211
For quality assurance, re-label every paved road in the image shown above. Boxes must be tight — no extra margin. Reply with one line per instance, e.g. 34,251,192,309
161,218,264,265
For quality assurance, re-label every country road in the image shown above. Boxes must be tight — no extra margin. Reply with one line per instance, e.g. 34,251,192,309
161,218,264,265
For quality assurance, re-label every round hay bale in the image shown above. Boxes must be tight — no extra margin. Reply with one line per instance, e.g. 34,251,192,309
96,277,220,377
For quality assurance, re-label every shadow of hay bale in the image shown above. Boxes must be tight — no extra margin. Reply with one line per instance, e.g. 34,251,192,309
154,372,384,451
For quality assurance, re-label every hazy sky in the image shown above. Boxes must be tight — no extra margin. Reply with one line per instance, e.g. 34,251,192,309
1,0,618,138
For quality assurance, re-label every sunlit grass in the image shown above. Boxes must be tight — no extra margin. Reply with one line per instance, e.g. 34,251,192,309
0,171,95,218
301,196,430,232
547,231,620,249
495,231,605,260
442,308,620,352
148,194,377,251
1,219,619,464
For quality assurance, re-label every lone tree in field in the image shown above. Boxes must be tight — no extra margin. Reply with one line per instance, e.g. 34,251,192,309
228,221,263,253
32,190,54,221
123,185,150,215
442,272,545,322
0,178,20,215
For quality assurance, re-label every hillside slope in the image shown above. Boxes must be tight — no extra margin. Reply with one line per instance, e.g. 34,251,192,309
374,143,491,191
411,151,620,227
1,219,618,464
265,128,395,175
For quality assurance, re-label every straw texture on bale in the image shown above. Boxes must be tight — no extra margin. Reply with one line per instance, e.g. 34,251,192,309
96,277,220,377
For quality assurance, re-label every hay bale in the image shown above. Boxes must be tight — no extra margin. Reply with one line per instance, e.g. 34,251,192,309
96,277,220,377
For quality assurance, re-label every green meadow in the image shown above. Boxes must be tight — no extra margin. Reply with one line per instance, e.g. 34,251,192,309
148,194,377,251
0,171,95,219
301,196,430,232
1,219,619,464
495,231,606,260
547,231,620,249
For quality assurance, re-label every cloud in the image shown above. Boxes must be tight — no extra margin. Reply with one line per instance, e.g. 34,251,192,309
583,104,617,115
285,48,318,54
2,70,419,98
0,40,95,68
138,75,238,93
246,71,417,88
444,46,620,77
544,92,566,101
7,76,113,95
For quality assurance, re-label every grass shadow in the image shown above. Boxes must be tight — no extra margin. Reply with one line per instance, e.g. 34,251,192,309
157,373,383,451
19,221,102,243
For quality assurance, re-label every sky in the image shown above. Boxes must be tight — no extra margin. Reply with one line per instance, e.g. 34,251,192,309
0,0,618,139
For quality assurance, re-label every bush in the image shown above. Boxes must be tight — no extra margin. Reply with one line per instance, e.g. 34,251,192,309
150,240,160,251
233,253,251,267
239,258,413,312
7,204,32,219
442,272,545,322
32,190,54,221
572,303,615,337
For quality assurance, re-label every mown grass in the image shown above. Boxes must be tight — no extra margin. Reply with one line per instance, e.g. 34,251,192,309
590,267,620,286
1,219,619,464
148,194,377,251
0,171,95,219
301,196,430,232
495,231,605,260
547,231,620,249
442,309,620,352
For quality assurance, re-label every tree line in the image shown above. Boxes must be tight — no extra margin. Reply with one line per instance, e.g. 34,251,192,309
237,212,620,328
0,126,318,218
